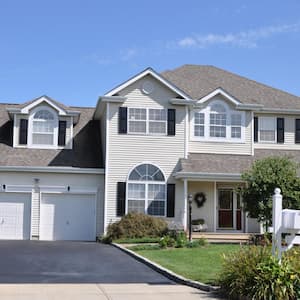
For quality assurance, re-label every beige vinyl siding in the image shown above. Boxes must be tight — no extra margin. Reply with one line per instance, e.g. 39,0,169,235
189,109,253,155
188,181,215,231
105,75,186,226
254,114,300,150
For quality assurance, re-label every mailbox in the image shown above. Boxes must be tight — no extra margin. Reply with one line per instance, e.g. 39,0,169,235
282,209,300,230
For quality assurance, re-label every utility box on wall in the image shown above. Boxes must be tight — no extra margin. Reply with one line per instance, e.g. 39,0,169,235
282,209,300,230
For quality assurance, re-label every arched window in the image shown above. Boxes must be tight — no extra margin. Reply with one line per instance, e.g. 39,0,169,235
32,109,56,145
127,164,166,216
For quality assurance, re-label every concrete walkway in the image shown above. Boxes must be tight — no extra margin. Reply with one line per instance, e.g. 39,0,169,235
0,283,224,300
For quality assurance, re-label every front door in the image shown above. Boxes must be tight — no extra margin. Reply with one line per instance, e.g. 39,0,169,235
218,189,242,230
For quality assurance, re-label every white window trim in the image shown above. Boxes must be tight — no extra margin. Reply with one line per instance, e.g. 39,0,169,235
127,107,167,136
190,100,246,143
28,106,59,149
258,116,277,144
126,163,167,217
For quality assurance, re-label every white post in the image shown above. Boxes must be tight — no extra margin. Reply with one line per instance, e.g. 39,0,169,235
272,188,282,259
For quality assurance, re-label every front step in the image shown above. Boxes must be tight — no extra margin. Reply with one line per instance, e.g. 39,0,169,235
192,233,252,244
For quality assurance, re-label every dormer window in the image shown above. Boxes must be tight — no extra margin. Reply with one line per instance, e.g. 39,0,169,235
28,106,58,149
32,109,56,145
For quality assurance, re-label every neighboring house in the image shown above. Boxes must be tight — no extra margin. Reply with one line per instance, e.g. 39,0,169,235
1,65,300,240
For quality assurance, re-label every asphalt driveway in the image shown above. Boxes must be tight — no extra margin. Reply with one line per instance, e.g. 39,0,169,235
0,241,173,284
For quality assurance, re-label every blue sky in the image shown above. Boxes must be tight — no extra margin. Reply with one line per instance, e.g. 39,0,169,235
1,0,300,107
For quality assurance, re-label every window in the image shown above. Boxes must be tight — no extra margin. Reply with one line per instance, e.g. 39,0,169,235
231,114,242,138
194,112,205,137
128,108,147,133
127,164,166,216
193,101,245,141
128,108,167,135
32,109,55,145
259,117,276,142
210,104,226,138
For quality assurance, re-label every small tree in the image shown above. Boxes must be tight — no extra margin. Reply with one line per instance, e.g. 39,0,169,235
239,156,300,230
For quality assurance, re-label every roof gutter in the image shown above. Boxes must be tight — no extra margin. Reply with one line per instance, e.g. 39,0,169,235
174,171,243,181
0,166,105,175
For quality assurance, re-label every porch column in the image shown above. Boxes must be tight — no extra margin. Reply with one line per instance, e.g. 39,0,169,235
183,179,188,231
213,181,217,232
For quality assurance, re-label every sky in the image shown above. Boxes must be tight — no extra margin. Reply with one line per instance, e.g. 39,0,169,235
1,0,300,107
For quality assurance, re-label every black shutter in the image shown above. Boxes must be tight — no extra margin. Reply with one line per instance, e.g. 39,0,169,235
58,120,67,146
295,119,300,143
116,182,126,217
167,109,176,136
167,184,175,217
119,107,127,134
277,118,284,143
19,119,28,145
254,117,258,142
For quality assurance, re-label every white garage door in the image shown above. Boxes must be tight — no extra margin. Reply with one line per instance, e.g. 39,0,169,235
40,194,96,241
0,193,31,240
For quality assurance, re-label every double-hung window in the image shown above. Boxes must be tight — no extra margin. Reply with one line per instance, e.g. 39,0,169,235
231,114,242,138
128,108,167,135
32,109,55,145
194,112,205,137
259,117,276,142
209,104,226,138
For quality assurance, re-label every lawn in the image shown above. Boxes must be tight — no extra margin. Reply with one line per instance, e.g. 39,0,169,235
135,244,240,284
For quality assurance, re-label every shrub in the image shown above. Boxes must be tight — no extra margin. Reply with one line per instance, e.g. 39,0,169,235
106,212,168,240
186,238,207,248
159,236,176,248
218,246,300,299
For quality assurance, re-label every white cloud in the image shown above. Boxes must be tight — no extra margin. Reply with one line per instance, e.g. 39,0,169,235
176,23,300,49
120,48,137,61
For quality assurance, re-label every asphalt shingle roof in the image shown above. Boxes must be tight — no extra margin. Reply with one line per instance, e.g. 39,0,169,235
178,150,300,176
0,103,103,168
162,65,300,109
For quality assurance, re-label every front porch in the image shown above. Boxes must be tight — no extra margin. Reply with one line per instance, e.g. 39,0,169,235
180,180,261,235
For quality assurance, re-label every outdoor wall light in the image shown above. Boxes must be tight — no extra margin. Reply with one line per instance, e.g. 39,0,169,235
2,184,5,190
67,186,70,192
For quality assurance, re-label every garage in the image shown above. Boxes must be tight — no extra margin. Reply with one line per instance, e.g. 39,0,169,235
0,193,31,240
39,193,96,241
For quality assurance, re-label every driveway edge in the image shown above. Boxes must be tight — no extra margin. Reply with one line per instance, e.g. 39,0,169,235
112,243,220,293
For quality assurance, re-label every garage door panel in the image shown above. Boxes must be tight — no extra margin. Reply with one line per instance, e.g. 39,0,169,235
0,194,31,240
40,194,96,241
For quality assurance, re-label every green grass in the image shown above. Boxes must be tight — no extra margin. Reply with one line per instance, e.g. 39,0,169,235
135,244,240,285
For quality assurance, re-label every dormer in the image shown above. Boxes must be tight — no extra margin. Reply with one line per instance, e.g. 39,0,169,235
7,96,80,149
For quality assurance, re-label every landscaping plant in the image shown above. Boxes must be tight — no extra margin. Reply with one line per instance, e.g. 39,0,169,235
239,157,300,230
218,246,300,300
104,212,168,240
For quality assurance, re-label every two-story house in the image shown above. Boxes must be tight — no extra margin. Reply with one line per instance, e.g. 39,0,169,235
0,65,299,240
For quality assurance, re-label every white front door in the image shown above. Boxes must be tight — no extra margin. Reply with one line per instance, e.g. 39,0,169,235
39,194,96,241
0,193,31,240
